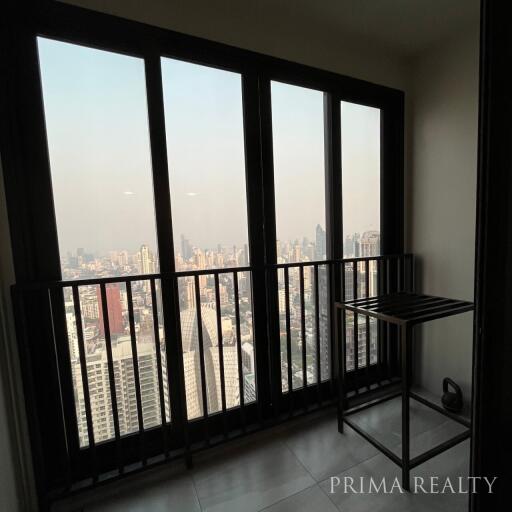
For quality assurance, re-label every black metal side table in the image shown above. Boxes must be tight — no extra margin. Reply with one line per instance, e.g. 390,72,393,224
335,292,473,491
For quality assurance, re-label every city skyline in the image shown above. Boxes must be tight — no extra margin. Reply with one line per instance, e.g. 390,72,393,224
37,36,382,449
61,226,379,274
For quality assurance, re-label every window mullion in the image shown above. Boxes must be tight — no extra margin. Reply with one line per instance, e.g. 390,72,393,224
144,54,190,458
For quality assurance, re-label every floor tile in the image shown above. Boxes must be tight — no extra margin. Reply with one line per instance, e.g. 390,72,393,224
320,436,470,512
348,397,448,449
319,451,409,512
192,438,315,512
392,419,468,458
53,402,471,512
281,412,379,482
86,473,200,512
261,485,338,512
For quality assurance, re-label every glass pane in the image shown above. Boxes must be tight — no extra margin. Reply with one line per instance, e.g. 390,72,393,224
272,82,326,264
177,271,256,420
271,82,329,390
38,38,168,448
341,102,381,258
161,58,249,271
162,59,255,418
38,38,159,279
341,102,381,371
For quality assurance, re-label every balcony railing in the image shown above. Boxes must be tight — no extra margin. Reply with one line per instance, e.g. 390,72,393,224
12,253,413,501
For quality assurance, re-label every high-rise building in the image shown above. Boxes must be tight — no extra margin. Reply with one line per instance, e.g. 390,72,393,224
74,337,169,447
344,235,355,257
180,306,244,418
139,244,155,274
96,284,124,336
315,224,326,260
360,230,380,257
181,235,192,260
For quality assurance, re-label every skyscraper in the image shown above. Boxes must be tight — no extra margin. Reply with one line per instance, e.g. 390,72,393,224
360,230,380,257
96,284,124,336
181,234,192,260
139,244,155,274
180,306,242,418
74,338,169,447
315,224,326,260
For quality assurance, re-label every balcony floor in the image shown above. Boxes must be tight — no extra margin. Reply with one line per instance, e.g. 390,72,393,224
55,395,470,512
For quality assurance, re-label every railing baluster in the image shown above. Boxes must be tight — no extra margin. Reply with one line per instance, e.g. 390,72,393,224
47,288,73,488
341,261,346,301
328,263,336,397
149,279,169,457
214,273,228,438
299,266,308,411
314,264,321,405
233,271,246,432
126,281,147,465
99,283,124,473
284,267,293,416
385,259,392,380
364,260,371,386
365,259,370,298
72,285,97,480
377,259,383,384
194,275,210,445
353,261,359,393
366,315,371,390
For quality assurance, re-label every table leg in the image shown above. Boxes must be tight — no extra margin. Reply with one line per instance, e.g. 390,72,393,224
401,324,410,491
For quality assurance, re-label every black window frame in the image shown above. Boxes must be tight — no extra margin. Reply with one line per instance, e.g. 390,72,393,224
1,1,404,507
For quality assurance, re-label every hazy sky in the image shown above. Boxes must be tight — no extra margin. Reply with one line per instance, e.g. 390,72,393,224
38,38,380,257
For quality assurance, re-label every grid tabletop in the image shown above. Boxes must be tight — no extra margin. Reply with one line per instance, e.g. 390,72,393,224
336,292,474,325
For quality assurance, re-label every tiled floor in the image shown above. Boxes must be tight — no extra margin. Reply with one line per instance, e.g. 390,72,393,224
56,396,470,512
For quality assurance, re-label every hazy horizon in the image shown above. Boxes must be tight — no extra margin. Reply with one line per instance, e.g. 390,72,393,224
38,37,380,258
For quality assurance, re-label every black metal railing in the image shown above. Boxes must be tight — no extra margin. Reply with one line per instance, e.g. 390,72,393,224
12,253,412,500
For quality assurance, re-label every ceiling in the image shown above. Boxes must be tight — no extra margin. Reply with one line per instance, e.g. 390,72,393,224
282,0,480,57
61,0,480,58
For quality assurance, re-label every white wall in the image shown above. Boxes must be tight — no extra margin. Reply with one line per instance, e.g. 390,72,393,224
407,25,479,408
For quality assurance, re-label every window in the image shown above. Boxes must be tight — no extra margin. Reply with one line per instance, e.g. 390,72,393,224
161,58,249,271
161,59,255,418
341,101,381,370
271,82,330,390
341,101,381,259
38,38,168,446
38,38,159,279
10,12,402,483
272,82,326,264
